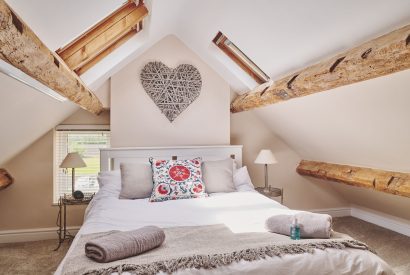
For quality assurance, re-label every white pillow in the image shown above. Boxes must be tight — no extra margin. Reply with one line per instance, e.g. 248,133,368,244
202,158,236,193
120,163,153,199
97,170,121,193
233,166,255,192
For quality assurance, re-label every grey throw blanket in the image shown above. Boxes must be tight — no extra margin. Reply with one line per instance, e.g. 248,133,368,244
266,212,332,238
85,226,165,263
62,224,371,275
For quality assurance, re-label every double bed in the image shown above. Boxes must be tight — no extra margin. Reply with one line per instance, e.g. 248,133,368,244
55,146,393,275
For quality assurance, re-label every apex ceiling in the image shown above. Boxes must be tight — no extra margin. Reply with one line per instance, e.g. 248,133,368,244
2,0,410,218
6,0,410,91
5,0,124,51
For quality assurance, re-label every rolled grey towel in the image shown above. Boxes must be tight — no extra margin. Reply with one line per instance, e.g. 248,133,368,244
265,212,332,239
85,226,165,263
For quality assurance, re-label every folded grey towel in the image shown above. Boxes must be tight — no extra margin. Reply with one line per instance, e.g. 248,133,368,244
85,226,165,263
265,212,332,238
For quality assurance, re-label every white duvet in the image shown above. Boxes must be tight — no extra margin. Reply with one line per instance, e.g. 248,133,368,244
56,184,394,275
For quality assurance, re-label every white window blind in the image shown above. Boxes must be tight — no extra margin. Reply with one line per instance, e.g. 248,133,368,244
54,129,110,203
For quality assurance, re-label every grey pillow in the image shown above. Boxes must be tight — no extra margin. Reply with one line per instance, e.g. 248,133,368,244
119,163,153,199
202,158,235,193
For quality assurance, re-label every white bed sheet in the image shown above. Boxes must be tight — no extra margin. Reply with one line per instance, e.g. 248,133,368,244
55,185,394,275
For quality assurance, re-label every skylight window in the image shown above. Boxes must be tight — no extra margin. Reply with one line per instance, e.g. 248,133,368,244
213,31,270,85
56,1,148,75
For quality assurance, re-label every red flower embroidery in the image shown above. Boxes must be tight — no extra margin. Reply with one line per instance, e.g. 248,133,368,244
149,158,206,202
169,165,191,182
157,184,168,195
193,184,203,193
156,160,165,167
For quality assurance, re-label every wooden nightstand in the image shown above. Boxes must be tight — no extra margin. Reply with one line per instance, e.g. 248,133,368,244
255,186,283,204
54,193,94,251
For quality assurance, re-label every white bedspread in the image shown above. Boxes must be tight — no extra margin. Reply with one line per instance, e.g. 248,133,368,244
55,186,393,275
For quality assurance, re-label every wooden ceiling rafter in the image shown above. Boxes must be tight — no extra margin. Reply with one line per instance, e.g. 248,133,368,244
56,1,148,75
230,24,410,113
0,168,13,190
297,160,410,198
0,0,103,115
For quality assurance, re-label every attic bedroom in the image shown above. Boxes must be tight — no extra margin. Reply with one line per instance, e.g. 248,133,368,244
0,0,409,274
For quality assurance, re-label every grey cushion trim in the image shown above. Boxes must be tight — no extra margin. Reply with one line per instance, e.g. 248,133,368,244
202,158,235,193
119,163,153,199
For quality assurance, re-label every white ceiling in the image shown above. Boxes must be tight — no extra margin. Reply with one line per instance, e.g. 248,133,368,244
0,0,125,165
0,73,77,165
3,0,410,152
6,0,124,51
2,1,410,216
253,69,410,172
6,0,410,91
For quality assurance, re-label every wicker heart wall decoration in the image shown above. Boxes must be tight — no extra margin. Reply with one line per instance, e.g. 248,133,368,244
140,61,202,122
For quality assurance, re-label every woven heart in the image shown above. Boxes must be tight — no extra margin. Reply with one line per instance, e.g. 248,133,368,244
140,61,202,122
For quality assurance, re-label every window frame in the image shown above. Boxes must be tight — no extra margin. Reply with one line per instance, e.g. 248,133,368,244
213,31,270,85
52,125,110,204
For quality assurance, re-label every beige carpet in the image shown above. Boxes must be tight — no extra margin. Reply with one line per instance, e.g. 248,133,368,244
0,217,409,274
333,216,410,275
0,239,70,275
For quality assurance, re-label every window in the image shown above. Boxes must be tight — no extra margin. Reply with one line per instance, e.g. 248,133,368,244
213,31,270,85
53,126,110,203
56,1,148,76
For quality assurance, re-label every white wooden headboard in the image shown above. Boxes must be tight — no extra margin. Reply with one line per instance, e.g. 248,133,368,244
100,145,243,171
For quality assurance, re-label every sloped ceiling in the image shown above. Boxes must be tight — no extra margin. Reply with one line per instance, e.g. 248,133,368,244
3,0,410,154
5,0,124,51
77,0,410,92
2,0,410,215
0,0,118,165
253,70,410,172
252,68,410,217
6,0,410,91
0,73,77,165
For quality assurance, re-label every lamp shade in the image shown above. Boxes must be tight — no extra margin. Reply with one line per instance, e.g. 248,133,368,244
254,149,277,164
60,152,86,168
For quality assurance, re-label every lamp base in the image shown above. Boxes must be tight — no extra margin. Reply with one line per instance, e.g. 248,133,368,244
73,190,84,200
259,186,271,195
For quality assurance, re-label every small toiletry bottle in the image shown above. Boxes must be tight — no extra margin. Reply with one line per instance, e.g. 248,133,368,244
290,217,301,240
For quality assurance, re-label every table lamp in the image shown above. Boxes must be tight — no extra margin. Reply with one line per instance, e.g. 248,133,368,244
254,149,278,193
60,152,86,195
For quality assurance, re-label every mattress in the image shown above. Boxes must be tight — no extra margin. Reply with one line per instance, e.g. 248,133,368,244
55,183,394,275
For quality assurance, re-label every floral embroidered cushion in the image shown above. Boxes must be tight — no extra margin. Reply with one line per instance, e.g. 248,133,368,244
149,157,207,202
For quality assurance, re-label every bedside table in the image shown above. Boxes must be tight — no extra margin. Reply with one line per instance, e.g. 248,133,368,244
54,193,94,251
255,186,283,204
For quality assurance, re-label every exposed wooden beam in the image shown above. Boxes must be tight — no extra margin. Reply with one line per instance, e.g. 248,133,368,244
56,2,148,75
231,24,410,113
297,160,410,198
0,0,103,115
0,168,13,190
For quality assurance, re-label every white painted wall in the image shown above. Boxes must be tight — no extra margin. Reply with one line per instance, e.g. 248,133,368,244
254,69,410,172
0,109,110,231
93,79,111,108
110,35,230,147
230,93,348,210
250,69,410,220
0,73,77,165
